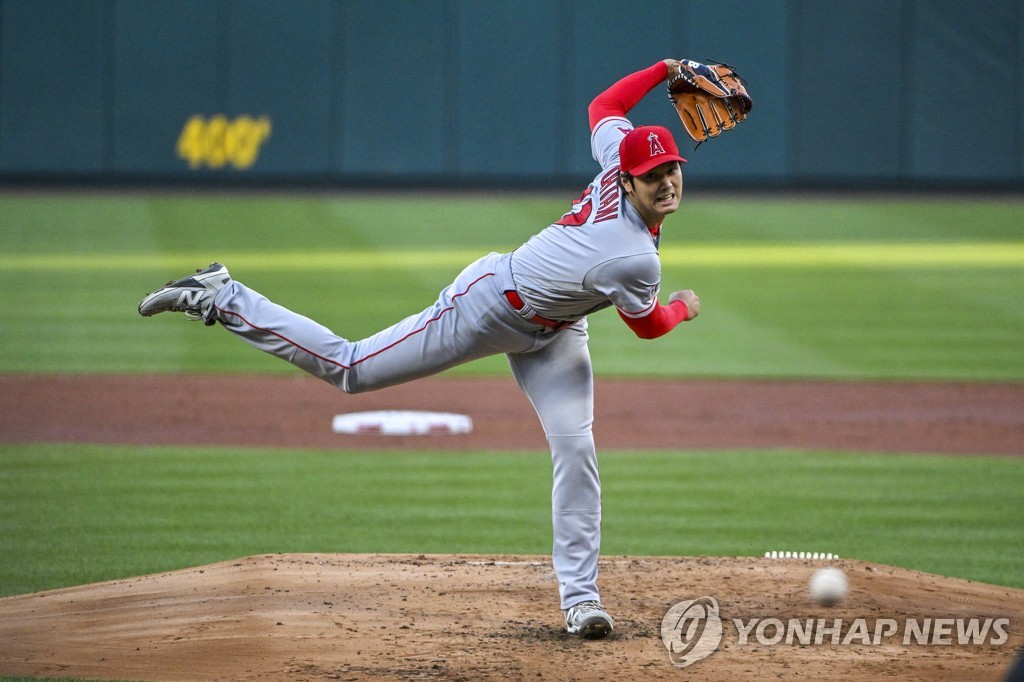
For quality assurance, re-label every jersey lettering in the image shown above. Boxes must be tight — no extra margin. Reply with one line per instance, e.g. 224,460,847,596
593,167,621,224
556,186,595,227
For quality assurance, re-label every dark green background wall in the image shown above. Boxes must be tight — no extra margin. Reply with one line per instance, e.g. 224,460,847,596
1,0,1021,189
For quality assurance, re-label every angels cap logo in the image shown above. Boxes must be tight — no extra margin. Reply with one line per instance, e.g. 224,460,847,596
648,132,666,157
661,597,723,668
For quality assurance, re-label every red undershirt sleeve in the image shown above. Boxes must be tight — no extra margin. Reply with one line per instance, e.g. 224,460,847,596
588,61,670,130
618,299,690,340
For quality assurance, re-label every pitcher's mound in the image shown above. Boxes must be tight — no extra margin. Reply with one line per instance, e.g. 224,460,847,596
0,553,1021,681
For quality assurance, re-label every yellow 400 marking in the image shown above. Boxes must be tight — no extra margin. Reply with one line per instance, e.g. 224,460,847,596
176,114,272,170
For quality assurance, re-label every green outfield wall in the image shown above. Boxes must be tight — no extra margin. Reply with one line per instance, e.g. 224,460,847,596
1,0,1021,189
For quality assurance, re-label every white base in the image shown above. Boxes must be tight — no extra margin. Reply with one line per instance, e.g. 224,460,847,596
332,410,473,436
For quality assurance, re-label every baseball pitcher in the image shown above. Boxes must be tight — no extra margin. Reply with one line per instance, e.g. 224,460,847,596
140,58,750,639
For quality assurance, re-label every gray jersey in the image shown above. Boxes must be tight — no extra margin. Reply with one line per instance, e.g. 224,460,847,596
509,115,662,323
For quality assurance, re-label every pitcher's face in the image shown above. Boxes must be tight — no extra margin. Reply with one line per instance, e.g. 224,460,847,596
622,161,682,227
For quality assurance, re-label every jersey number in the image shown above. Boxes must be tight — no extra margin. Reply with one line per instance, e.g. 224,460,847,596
555,187,594,227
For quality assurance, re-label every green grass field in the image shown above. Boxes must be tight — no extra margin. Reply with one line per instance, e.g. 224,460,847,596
1,193,1021,379
1,191,1022,608
1,444,1022,599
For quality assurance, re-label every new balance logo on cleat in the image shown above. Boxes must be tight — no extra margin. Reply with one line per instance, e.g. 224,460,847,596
176,289,204,309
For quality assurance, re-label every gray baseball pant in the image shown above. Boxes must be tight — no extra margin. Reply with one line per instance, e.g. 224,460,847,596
212,252,602,609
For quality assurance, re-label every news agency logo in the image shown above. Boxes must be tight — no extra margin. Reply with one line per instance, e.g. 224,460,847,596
660,597,723,668
661,596,1011,669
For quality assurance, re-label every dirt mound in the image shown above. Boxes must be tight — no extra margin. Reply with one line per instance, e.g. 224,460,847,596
0,553,1021,681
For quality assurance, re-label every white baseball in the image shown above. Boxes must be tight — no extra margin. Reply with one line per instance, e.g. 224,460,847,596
809,567,848,605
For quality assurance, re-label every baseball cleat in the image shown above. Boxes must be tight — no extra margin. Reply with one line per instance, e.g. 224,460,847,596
138,262,231,326
564,600,614,639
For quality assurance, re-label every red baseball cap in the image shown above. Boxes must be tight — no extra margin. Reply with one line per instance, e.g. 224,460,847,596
618,125,687,176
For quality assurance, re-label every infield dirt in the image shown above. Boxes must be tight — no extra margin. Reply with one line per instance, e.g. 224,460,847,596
0,374,1022,681
2,374,1022,455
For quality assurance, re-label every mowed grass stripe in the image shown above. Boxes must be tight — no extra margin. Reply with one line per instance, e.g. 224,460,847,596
1,444,1022,596
2,242,1023,270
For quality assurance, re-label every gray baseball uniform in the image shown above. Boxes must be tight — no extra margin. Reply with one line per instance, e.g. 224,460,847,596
211,66,678,611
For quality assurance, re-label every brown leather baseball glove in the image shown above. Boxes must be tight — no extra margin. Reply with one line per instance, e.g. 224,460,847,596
667,59,752,143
